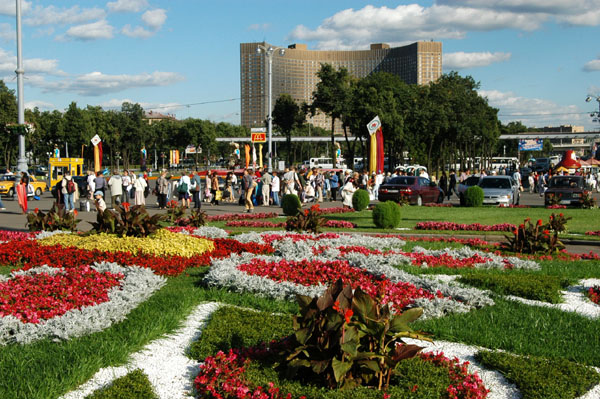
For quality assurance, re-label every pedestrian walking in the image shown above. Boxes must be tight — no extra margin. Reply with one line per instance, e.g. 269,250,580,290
156,170,169,209
191,170,202,209
134,173,147,206
242,169,256,213
271,171,281,206
261,169,272,205
108,170,123,208
61,171,76,212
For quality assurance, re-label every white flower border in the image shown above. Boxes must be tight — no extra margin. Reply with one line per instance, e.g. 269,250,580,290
0,262,166,345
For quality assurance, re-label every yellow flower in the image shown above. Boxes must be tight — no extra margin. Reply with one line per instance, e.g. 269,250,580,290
38,229,214,258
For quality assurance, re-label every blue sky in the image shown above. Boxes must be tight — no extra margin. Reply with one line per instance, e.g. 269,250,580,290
0,0,599,130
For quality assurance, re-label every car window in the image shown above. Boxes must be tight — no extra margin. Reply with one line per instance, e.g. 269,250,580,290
479,178,511,189
418,177,430,186
389,176,415,185
549,177,583,188
464,176,480,186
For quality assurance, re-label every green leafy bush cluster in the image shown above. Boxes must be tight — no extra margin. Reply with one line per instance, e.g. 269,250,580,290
188,306,293,361
89,203,164,237
85,369,158,399
26,202,80,232
504,213,571,254
285,204,326,233
282,194,302,216
458,273,571,303
475,351,599,399
244,356,459,399
463,186,484,207
372,201,402,229
352,189,370,211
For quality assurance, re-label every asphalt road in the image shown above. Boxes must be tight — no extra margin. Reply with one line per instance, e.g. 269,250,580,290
0,189,598,254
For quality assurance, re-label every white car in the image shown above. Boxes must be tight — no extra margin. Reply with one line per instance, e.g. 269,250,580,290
479,176,520,206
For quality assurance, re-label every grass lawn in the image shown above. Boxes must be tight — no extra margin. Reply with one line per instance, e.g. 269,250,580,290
0,221,599,398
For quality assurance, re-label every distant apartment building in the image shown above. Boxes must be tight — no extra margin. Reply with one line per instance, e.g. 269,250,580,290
240,41,442,133
143,110,176,125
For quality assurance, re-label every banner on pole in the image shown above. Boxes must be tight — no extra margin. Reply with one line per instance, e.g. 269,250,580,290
518,139,543,151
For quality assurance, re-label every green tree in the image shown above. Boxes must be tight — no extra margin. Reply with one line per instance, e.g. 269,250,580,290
273,93,306,165
0,80,18,169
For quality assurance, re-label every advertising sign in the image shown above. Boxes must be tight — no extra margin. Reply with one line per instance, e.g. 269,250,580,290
251,132,266,143
518,139,543,151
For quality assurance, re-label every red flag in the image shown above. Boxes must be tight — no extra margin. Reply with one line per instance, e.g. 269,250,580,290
376,129,384,173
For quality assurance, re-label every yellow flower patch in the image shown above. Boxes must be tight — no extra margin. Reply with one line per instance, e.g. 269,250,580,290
37,229,215,258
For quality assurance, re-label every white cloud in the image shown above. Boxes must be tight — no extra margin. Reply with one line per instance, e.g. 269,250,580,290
62,20,114,41
122,8,166,38
25,100,55,111
0,23,13,42
98,98,183,112
141,9,166,30
583,58,600,72
248,23,271,31
289,3,600,49
0,0,31,16
444,51,511,69
107,0,148,13
0,47,65,75
122,24,153,38
480,89,585,128
24,5,106,27
34,70,185,96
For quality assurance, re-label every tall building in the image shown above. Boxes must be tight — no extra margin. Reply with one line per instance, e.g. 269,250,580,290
240,41,442,132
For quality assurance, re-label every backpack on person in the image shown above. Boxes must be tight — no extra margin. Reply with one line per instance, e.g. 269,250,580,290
178,179,188,193
66,179,76,194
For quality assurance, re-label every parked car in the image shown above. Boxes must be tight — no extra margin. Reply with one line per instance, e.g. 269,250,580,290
478,176,520,206
457,175,481,205
544,176,588,206
378,175,443,206
533,158,551,173
0,174,48,198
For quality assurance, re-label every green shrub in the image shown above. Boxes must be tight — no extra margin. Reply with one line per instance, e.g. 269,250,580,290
504,214,571,255
458,273,571,303
85,369,158,399
189,306,293,361
475,351,599,399
26,202,80,232
285,204,326,234
282,194,302,216
352,189,370,211
463,186,484,207
372,201,402,229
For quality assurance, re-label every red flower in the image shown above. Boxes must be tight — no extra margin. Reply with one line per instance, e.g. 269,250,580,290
537,219,543,226
543,230,550,235
344,308,353,323
73,210,78,217
34,208,39,214
122,202,131,212
333,300,340,312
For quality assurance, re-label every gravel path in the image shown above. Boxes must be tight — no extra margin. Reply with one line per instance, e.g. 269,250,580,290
59,302,220,399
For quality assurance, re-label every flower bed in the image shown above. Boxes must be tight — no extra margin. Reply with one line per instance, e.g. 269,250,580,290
0,237,273,277
195,345,488,399
37,229,215,258
224,220,357,229
424,203,453,207
0,231,35,242
0,262,166,344
498,204,530,208
588,286,600,305
546,205,567,209
415,221,516,232
586,231,600,237
207,212,279,222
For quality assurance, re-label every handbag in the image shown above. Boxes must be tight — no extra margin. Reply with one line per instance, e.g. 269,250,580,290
215,190,223,201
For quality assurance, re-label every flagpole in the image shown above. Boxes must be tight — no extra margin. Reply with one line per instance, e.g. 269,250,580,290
15,0,28,173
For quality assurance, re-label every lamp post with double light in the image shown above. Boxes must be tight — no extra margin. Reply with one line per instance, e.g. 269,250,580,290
256,44,285,172
586,95,600,125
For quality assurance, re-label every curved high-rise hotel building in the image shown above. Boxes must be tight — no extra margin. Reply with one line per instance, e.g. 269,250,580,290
240,41,442,132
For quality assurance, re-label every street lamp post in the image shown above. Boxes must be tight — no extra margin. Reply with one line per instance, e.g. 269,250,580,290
15,0,27,173
585,95,600,125
256,44,285,172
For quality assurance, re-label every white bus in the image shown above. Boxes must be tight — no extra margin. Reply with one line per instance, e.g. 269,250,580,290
490,157,518,170
307,157,348,169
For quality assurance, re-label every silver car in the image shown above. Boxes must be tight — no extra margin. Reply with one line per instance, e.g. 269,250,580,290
479,176,520,206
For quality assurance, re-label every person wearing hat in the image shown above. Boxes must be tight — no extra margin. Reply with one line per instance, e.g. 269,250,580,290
94,191,106,213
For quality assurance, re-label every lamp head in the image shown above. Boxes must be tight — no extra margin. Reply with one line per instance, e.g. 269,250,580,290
586,96,592,103
268,46,274,53
256,47,262,55
279,48,286,56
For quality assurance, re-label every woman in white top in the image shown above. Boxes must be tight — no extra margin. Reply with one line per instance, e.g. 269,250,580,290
134,174,147,206
342,178,357,208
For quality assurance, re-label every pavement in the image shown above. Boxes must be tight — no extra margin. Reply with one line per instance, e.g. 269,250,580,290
0,190,598,255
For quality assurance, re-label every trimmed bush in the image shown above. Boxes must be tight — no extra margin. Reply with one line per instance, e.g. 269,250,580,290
372,201,402,229
464,186,484,207
85,369,158,399
475,350,599,399
458,273,571,303
352,189,370,211
189,306,293,361
281,194,302,216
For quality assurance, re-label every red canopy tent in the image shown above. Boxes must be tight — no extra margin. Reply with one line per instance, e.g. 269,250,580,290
554,150,581,171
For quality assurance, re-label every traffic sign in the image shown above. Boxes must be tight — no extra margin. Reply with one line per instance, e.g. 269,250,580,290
251,132,266,143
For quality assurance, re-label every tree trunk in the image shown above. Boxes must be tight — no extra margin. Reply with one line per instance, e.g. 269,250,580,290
331,118,336,168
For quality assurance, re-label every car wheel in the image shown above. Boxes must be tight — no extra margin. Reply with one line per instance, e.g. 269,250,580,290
437,193,444,204
417,195,423,206
7,188,14,198
35,188,42,196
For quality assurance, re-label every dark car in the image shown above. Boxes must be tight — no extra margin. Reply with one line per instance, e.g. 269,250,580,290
457,175,481,206
544,176,588,206
533,158,551,173
378,175,443,206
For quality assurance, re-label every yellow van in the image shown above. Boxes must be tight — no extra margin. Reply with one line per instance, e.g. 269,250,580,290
48,157,85,188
